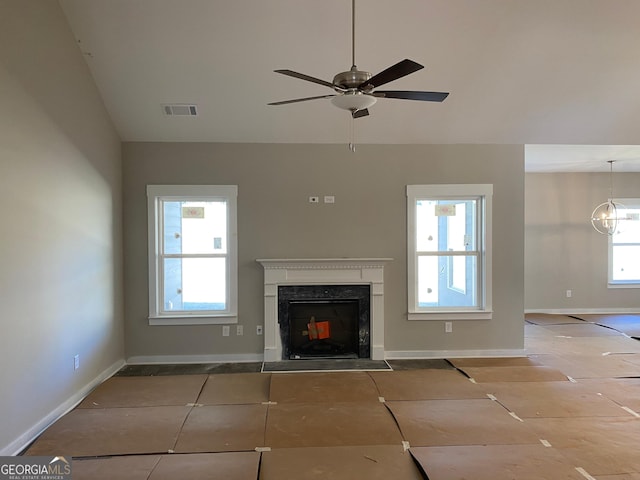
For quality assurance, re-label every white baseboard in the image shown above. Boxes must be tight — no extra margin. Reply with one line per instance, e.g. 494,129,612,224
385,349,526,360
2,358,125,456
525,308,640,315
126,353,264,365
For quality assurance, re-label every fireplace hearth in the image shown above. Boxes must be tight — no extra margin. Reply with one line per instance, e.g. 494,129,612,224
279,285,370,360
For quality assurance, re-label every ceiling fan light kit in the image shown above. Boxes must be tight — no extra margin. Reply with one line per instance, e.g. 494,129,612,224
268,0,449,120
331,91,377,112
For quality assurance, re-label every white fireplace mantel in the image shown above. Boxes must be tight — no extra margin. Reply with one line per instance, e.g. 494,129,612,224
256,258,392,362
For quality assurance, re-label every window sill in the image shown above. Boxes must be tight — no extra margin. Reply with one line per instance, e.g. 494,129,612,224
407,311,493,321
608,283,640,289
149,315,238,326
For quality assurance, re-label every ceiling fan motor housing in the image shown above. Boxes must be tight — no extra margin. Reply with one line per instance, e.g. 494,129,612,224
331,67,377,113
332,67,373,91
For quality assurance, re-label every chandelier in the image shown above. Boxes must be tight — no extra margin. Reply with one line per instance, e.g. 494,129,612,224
591,160,624,235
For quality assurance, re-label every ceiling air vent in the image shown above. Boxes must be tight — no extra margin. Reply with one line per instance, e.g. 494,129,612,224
162,104,198,116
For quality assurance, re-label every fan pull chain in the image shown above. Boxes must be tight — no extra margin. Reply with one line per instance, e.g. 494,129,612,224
349,116,356,152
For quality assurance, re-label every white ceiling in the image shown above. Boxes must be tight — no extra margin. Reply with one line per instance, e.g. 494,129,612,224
58,0,640,171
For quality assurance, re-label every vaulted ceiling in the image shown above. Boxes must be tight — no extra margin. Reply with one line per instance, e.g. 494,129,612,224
58,0,640,171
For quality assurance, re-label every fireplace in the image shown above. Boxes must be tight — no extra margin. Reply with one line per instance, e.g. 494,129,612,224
256,258,391,362
278,285,370,359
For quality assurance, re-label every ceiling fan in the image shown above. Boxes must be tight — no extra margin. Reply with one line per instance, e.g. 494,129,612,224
268,0,449,119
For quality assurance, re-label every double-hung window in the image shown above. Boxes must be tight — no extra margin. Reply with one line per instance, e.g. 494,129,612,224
407,184,492,320
609,199,640,288
147,185,238,325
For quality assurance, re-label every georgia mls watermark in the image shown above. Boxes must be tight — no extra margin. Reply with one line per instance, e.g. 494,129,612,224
0,456,72,480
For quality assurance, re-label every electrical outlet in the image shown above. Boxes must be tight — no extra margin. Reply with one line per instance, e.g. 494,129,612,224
74,354,80,370
566,290,572,298
445,322,453,333
222,325,230,337
236,325,243,336
256,325,263,336
309,196,319,203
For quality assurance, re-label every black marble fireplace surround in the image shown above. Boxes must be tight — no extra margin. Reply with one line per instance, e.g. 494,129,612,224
277,285,371,360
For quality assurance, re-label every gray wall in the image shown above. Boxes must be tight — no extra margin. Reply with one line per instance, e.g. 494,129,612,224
123,142,525,360
525,172,640,312
0,0,123,454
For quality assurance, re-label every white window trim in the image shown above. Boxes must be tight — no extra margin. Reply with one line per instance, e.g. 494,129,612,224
608,197,640,289
147,185,238,325
407,184,493,321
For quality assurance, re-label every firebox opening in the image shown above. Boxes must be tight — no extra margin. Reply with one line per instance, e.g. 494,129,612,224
288,300,359,359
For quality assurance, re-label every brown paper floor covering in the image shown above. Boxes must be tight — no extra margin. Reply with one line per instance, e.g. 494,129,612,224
23,313,640,479
572,314,640,339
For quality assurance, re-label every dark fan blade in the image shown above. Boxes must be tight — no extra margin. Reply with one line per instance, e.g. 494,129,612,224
352,108,369,119
274,69,335,89
268,94,336,106
359,59,424,89
372,90,449,102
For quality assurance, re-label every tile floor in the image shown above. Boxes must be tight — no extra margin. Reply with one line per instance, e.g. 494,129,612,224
23,314,640,479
